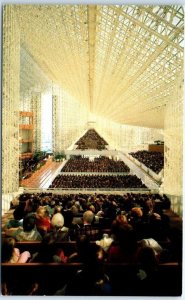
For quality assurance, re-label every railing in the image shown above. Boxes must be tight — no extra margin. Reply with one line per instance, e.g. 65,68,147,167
65,149,119,157
22,187,159,195
125,152,163,183
118,151,160,190
60,172,130,176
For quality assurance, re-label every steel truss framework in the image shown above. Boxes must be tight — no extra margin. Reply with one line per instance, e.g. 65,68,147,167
15,4,184,128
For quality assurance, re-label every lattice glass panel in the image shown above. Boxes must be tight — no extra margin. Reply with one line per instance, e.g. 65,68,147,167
94,114,163,151
20,47,50,98
15,5,90,110
52,94,60,153
31,92,42,151
2,5,20,194
164,72,183,197
93,5,184,128
95,115,121,149
121,126,163,151
52,87,88,152
20,94,32,112
14,5,183,128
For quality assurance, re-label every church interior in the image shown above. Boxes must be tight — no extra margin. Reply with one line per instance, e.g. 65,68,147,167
1,4,184,296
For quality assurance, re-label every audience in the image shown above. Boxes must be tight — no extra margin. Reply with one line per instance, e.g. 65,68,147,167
75,129,108,150
129,150,164,174
4,192,171,243
62,156,130,172
1,190,182,296
49,174,146,189
20,152,47,180
1,131,181,296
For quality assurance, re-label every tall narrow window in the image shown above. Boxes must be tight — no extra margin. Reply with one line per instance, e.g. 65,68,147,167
41,91,52,152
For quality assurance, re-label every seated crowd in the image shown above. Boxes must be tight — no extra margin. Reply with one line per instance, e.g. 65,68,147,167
62,156,130,173
20,152,47,180
1,192,181,295
75,129,108,150
129,150,164,174
20,158,38,179
49,174,146,189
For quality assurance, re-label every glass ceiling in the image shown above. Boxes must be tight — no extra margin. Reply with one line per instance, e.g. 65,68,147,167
15,4,184,128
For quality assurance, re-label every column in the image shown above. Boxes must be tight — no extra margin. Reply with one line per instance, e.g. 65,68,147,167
52,94,60,153
163,72,183,215
2,5,20,197
31,92,42,151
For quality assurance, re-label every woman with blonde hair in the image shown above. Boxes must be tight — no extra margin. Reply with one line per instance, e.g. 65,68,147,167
35,206,51,236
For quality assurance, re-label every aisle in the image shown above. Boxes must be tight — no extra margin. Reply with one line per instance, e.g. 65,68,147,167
20,158,63,188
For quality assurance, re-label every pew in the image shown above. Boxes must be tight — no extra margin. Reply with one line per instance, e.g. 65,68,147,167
15,241,77,256
14,240,174,258
1,262,182,296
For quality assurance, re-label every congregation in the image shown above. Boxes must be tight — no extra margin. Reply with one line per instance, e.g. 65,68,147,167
1,132,180,295
75,129,108,150
62,156,130,172
20,152,47,180
129,150,164,174
2,131,172,295
49,174,147,189
1,191,181,295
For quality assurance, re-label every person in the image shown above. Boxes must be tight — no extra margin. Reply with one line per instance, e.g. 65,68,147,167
4,207,23,230
139,238,163,258
2,237,31,263
111,214,128,241
35,206,51,236
67,235,91,262
108,223,138,263
70,210,102,241
55,243,111,295
49,212,70,241
5,214,42,241
136,246,159,295
128,207,146,240
96,233,113,253
30,233,67,263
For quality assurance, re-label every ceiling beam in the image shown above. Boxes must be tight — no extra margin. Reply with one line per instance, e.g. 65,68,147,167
142,7,184,34
88,5,97,113
114,6,183,52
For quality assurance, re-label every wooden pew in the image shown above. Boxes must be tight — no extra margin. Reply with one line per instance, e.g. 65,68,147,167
15,241,77,256
1,262,182,296
14,240,174,257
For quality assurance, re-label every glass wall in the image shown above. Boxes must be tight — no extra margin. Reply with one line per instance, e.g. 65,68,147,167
52,86,89,153
41,91,52,152
163,72,183,213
